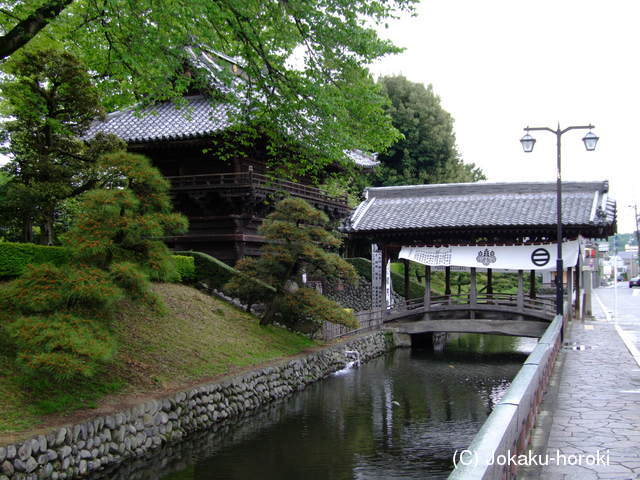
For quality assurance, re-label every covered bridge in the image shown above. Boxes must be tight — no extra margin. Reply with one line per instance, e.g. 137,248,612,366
343,181,616,338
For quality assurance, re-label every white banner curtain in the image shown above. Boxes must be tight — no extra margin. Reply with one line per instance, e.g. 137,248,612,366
399,240,580,271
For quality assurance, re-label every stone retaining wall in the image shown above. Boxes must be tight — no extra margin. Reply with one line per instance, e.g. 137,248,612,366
323,277,404,311
0,331,393,480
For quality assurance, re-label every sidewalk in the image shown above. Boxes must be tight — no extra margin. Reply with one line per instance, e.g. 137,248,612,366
520,296,640,479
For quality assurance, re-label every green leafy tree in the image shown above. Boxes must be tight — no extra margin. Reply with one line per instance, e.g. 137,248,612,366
0,1,414,175
63,151,189,281
373,75,485,186
225,198,358,332
0,48,126,243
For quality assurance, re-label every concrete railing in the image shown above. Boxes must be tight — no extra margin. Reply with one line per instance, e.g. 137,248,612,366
448,315,563,480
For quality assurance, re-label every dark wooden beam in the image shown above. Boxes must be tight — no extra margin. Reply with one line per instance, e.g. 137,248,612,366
530,270,536,299
424,265,431,319
445,266,451,296
403,259,410,300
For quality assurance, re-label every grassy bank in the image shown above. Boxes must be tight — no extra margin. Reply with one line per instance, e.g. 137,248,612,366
0,283,314,443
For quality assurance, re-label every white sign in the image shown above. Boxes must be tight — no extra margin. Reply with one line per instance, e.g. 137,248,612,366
399,241,580,271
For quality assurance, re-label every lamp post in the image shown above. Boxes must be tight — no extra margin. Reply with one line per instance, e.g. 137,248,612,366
520,124,599,317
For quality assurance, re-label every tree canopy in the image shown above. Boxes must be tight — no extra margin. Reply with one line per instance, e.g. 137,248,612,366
0,48,125,244
0,1,417,169
373,75,485,186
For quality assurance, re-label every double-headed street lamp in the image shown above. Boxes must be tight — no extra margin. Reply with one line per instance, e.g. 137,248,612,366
520,124,599,317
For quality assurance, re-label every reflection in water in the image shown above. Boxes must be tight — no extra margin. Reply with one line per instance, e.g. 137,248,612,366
94,335,535,480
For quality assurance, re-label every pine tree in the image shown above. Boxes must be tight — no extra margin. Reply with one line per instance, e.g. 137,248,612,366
225,198,358,333
63,152,188,280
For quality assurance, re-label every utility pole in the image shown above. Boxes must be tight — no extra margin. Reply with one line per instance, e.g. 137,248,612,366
633,204,640,270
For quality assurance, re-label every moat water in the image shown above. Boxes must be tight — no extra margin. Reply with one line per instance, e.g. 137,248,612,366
95,334,536,480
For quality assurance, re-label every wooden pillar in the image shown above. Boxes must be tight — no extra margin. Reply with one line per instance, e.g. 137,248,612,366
575,255,581,318
567,266,574,321
517,269,524,311
487,268,493,295
381,247,389,309
424,265,431,314
445,266,451,296
371,244,383,310
584,270,593,317
529,270,536,299
470,267,477,320
423,265,432,320
403,259,410,301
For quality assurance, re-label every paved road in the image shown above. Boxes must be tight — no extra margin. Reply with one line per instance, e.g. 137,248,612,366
520,285,640,480
596,283,640,365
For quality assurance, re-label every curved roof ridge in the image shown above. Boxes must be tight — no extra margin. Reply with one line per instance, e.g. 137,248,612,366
365,181,609,199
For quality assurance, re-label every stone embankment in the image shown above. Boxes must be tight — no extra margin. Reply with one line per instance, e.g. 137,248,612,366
324,277,404,311
0,331,392,480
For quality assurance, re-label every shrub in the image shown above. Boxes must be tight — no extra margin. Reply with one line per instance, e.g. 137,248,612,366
172,255,196,282
175,250,236,289
6,313,116,380
109,262,152,299
0,240,200,285
65,265,124,312
0,242,72,277
175,251,275,294
3,263,124,315
224,257,276,309
271,288,358,334
144,241,180,282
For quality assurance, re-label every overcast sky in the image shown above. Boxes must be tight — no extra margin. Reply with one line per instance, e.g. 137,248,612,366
370,0,639,234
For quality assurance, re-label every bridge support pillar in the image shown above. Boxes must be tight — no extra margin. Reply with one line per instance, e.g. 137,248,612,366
445,266,451,297
391,331,412,348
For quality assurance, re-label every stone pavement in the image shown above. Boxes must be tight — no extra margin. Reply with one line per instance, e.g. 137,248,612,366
520,297,640,479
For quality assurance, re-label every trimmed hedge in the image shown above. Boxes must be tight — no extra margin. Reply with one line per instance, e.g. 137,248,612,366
173,255,196,282
0,242,72,277
346,257,426,299
174,251,275,294
0,242,196,284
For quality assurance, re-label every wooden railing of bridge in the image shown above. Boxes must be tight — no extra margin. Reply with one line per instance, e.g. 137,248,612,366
321,294,556,340
387,293,556,321
166,172,349,210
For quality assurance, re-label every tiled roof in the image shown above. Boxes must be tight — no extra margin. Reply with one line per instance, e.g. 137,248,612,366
85,94,377,167
84,95,236,143
346,181,616,233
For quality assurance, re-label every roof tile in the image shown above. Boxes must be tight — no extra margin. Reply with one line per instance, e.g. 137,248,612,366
347,182,616,232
